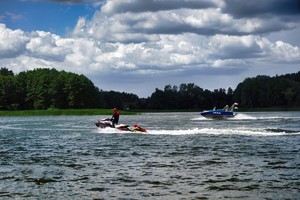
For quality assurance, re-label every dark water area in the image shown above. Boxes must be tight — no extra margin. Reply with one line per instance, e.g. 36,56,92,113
0,112,299,199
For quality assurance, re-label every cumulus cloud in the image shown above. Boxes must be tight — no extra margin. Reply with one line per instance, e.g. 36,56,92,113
101,0,223,15
73,1,300,43
0,24,29,58
26,31,73,61
1,0,300,96
209,35,264,59
272,41,300,62
223,0,300,18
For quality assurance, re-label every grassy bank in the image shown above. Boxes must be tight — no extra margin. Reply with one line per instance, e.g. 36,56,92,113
0,109,138,117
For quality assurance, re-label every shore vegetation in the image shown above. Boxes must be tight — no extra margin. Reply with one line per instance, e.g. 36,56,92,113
1,68,299,112
0,109,137,117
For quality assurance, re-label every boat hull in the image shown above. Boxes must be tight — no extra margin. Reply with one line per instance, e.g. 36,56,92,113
200,110,236,119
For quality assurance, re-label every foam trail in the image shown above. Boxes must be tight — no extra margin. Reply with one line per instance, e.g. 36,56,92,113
96,127,300,136
234,113,257,120
191,116,212,121
96,127,133,134
145,128,300,136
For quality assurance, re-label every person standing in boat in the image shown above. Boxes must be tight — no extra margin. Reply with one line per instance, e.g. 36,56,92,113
111,108,120,127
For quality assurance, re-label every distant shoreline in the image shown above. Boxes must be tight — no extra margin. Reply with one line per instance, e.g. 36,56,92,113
0,109,138,117
0,107,300,116
237,107,300,112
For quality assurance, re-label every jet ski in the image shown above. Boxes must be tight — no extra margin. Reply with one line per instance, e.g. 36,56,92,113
95,118,113,128
95,118,147,133
201,103,238,119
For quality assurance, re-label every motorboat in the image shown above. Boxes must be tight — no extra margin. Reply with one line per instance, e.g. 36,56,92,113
200,103,238,119
201,110,236,119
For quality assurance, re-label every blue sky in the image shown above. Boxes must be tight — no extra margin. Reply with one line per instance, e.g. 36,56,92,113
0,0,97,35
1,0,300,97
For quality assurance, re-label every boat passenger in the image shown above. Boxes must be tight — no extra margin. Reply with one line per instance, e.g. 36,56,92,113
229,103,238,112
111,108,120,127
223,105,229,111
133,124,147,132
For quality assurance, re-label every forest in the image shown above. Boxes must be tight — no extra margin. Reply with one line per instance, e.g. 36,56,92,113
0,67,299,110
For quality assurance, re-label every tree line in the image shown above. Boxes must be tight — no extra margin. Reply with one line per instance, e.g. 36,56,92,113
234,73,300,108
0,67,299,110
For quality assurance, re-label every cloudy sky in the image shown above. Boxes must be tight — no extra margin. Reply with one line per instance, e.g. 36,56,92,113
1,0,300,97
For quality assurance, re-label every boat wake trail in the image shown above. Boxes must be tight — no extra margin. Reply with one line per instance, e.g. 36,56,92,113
148,128,300,136
193,113,300,121
95,112,300,136
97,127,300,136
234,113,257,120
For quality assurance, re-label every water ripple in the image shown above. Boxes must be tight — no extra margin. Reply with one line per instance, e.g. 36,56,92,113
0,113,299,199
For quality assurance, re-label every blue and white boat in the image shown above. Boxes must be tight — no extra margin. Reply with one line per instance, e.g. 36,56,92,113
201,103,238,119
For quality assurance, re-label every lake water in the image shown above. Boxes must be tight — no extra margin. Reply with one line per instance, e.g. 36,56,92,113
0,112,299,199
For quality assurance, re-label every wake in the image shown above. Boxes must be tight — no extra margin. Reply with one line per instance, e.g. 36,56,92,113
192,113,300,121
97,127,300,136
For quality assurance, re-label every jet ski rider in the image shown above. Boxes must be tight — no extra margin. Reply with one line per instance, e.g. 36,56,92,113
111,108,120,127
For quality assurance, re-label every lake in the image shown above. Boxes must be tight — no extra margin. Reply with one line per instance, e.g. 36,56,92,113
0,112,299,199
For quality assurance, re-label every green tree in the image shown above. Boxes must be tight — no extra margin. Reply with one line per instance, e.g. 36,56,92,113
233,72,300,108
0,75,18,110
0,68,14,76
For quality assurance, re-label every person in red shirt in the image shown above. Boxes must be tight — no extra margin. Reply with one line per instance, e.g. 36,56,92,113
133,124,147,132
111,108,120,127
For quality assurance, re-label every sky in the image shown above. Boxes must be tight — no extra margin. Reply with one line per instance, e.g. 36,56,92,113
0,0,300,97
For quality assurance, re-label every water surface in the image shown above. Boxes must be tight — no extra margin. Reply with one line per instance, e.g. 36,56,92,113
0,112,299,199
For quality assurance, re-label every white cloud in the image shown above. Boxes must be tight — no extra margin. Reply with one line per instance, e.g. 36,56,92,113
212,59,249,69
0,24,29,58
101,0,223,15
26,31,73,61
72,17,87,37
209,35,264,59
273,41,300,62
73,4,299,45
1,0,300,96
1,19,299,76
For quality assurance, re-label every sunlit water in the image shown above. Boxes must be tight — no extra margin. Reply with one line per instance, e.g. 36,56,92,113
0,112,299,199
